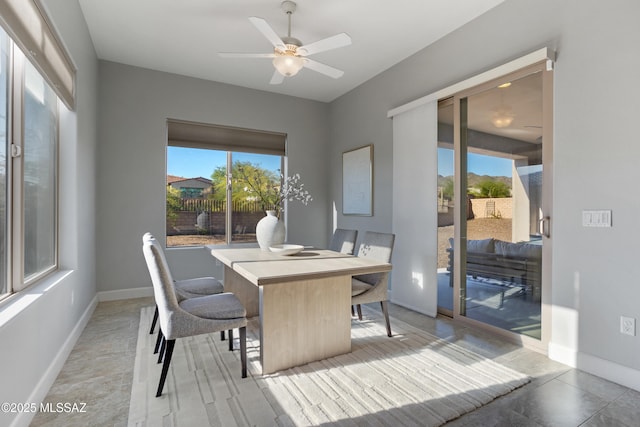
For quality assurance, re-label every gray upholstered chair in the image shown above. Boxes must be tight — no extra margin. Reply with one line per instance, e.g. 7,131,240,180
143,233,226,354
329,228,358,255
351,231,395,337
142,234,248,397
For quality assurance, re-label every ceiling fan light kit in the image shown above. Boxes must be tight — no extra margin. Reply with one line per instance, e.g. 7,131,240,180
273,54,304,77
491,84,515,128
219,1,351,84
491,107,515,128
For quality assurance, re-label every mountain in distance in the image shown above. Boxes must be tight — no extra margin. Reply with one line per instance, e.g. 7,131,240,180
437,173,511,189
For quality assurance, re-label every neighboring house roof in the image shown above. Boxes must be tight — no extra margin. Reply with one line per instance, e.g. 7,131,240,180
167,175,185,185
167,176,212,186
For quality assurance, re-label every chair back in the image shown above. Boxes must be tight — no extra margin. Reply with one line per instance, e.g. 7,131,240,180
356,231,395,285
142,233,181,335
329,228,358,254
358,231,395,261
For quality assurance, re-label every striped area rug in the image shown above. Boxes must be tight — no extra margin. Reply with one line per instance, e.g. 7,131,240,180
128,306,529,426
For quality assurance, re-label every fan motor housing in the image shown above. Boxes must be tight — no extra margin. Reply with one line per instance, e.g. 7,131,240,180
281,36,302,47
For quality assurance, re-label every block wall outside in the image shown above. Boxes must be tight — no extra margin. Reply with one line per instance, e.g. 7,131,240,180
469,198,512,219
167,211,266,235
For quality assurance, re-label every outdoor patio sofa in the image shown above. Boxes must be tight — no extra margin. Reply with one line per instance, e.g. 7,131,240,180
447,238,542,302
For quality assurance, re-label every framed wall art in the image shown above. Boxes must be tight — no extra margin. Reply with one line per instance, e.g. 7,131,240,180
342,144,373,216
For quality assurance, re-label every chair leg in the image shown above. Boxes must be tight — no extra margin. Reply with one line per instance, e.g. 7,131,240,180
156,339,176,397
157,334,166,364
381,301,392,337
351,305,355,316
228,329,234,351
240,326,247,378
356,304,363,320
149,305,158,334
153,330,163,354
221,330,225,341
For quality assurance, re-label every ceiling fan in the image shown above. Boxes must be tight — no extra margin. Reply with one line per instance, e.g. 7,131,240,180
219,1,352,85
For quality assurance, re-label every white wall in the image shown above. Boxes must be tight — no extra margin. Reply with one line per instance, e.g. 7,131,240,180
95,62,331,293
0,1,99,426
328,0,640,390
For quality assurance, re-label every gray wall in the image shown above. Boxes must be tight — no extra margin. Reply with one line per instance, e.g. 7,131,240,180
329,0,640,388
0,1,99,426
96,62,331,292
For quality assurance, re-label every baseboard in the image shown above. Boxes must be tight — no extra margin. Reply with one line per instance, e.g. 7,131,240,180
549,342,640,392
12,295,98,427
98,286,153,301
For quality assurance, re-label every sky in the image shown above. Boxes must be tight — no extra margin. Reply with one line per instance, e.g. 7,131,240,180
437,148,512,177
167,147,282,179
168,146,511,180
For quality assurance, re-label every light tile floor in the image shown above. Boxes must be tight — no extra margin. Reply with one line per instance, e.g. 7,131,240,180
31,297,640,426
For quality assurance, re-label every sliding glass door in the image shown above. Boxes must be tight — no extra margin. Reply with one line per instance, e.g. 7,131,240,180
446,62,552,344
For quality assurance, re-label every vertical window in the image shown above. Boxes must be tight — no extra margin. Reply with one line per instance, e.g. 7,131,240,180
0,26,60,300
0,29,8,298
166,120,286,248
23,60,57,281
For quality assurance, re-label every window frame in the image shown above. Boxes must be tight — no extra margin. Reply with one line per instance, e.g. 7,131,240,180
166,119,287,248
1,33,60,300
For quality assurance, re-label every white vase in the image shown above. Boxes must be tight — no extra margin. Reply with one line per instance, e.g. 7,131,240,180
256,210,285,251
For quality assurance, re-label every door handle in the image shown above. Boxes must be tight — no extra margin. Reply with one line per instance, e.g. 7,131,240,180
539,216,550,238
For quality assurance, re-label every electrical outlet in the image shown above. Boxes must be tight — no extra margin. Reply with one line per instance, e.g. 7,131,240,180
620,316,636,336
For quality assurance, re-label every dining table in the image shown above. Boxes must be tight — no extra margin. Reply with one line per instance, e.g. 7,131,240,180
210,247,392,374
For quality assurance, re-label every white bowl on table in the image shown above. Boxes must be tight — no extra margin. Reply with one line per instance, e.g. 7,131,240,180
269,244,304,256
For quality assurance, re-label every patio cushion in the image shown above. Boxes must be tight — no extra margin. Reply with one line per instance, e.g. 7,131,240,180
495,240,541,259
449,237,495,253
468,238,495,253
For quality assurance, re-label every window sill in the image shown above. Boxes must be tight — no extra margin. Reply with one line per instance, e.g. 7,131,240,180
0,269,74,328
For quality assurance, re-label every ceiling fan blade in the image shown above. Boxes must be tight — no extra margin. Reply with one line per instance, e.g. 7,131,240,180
269,70,285,85
297,33,351,56
218,53,276,58
249,17,286,51
303,59,344,79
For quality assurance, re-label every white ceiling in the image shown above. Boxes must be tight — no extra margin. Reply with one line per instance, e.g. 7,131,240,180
78,0,506,103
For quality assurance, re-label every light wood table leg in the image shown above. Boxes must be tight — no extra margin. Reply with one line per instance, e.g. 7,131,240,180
259,275,351,374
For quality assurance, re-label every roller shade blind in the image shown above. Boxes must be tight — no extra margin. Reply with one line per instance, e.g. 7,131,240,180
167,119,287,156
392,101,438,317
0,0,76,110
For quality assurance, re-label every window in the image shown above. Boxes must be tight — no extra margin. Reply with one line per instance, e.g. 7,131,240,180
180,187,206,199
0,27,60,301
166,120,286,248
23,58,58,281
0,30,8,297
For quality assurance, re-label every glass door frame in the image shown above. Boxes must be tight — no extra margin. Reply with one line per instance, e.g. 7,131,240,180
450,61,553,352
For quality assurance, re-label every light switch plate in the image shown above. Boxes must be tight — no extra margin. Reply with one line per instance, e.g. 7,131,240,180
582,210,612,227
